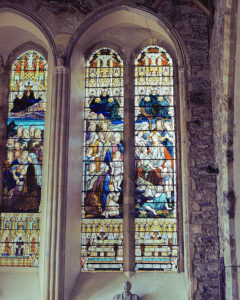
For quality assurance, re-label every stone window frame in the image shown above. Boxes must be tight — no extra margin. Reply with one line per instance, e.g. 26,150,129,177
80,40,184,273
65,8,191,298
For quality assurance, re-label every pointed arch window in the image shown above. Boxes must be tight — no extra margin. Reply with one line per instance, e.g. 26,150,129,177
134,46,178,271
81,48,124,271
0,50,48,267
81,46,179,272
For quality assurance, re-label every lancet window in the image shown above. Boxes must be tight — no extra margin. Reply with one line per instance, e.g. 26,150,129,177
81,45,179,272
0,50,47,267
134,46,178,271
81,48,124,271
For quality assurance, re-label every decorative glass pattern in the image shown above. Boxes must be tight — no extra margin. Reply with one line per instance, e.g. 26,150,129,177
0,213,40,267
134,46,178,271
0,50,47,266
81,48,124,271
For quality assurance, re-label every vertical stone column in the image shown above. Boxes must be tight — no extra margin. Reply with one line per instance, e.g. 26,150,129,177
177,66,188,274
210,1,239,299
123,63,135,275
43,58,69,300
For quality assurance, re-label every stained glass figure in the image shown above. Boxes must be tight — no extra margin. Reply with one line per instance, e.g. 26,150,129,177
134,46,178,271
81,48,124,271
1,50,47,213
0,50,46,267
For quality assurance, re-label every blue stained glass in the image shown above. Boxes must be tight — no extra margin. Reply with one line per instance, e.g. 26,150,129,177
2,50,48,213
81,48,124,272
0,50,47,267
134,46,178,272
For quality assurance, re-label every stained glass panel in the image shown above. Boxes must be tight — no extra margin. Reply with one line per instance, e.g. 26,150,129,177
0,213,40,267
2,50,47,212
0,50,47,266
81,48,124,271
134,46,178,271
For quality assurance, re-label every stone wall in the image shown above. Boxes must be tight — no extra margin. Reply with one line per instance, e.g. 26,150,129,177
210,0,227,271
0,0,221,299
160,2,220,300
210,0,239,299
210,0,226,257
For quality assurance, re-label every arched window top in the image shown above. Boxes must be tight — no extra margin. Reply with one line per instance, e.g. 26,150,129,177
11,50,48,71
85,47,124,116
134,45,174,108
135,45,173,67
87,47,123,68
12,50,48,80
9,50,48,113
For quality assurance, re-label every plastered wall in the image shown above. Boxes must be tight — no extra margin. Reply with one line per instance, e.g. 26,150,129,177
0,269,40,300
71,273,187,300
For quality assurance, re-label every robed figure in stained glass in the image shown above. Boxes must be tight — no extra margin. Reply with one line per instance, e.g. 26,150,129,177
137,89,171,130
10,82,42,113
135,46,175,219
2,50,47,212
84,162,110,217
89,90,122,124
81,48,124,271
134,46,178,272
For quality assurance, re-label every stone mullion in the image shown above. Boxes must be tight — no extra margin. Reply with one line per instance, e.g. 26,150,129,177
123,62,135,274
43,59,69,300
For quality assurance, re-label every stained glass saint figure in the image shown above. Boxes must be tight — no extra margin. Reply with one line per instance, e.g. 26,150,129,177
2,50,47,213
134,46,178,271
81,48,124,271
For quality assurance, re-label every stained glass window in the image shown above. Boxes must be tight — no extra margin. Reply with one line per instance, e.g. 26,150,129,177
0,50,47,266
81,48,124,271
134,46,178,271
